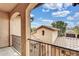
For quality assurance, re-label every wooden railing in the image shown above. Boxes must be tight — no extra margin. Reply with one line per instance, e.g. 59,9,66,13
11,35,79,56
28,39,79,56
12,35,21,54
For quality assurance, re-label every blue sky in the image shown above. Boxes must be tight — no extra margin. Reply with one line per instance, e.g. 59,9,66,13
30,3,79,28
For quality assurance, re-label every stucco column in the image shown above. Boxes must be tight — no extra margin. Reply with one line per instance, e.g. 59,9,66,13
24,3,38,56
20,9,31,56
25,10,31,56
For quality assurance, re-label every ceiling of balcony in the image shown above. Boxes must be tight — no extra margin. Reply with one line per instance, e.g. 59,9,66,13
0,3,18,13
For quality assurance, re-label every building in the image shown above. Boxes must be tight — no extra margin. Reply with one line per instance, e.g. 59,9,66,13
30,25,79,56
0,3,79,56
0,3,39,56
65,29,79,38
31,25,60,44
30,25,60,55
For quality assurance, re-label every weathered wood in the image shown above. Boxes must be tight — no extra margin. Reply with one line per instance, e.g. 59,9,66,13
28,39,79,56
12,35,21,54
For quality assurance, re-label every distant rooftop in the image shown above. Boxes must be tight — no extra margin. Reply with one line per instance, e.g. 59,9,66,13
31,25,60,35
66,29,76,34
36,25,60,31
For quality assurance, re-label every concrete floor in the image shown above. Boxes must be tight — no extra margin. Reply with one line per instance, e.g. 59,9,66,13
0,47,20,56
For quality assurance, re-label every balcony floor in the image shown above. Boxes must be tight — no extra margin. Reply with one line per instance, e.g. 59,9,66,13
0,47,20,56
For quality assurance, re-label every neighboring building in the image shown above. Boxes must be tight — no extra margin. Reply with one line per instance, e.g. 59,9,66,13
65,29,79,38
31,25,60,44
30,25,59,56
30,25,79,56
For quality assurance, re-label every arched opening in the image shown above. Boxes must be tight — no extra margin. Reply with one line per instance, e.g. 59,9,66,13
30,3,79,56
10,12,21,55
25,4,38,56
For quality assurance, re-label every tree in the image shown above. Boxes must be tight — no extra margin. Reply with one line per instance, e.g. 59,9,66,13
30,17,34,32
30,17,34,22
73,26,79,35
31,27,36,32
51,21,67,36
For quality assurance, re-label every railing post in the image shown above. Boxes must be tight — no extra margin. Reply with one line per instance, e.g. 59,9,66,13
49,45,52,56
45,44,48,56
38,43,40,56
56,47,60,56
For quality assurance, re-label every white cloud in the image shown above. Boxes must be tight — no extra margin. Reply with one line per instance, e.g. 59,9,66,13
42,9,50,12
31,22,38,25
30,14,34,17
41,19,53,23
67,16,74,20
65,21,74,27
43,3,57,10
43,3,72,11
67,12,79,20
52,10,70,17
74,12,79,17
63,3,72,9
76,22,79,25
56,3,64,10
42,19,53,22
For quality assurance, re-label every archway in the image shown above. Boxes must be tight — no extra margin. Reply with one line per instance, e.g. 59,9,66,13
29,3,79,56
10,12,21,55
10,4,39,56
25,3,38,56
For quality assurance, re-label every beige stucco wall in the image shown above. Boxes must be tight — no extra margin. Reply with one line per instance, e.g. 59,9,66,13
10,16,21,46
10,16,21,36
52,31,58,43
0,12,9,47
31,27,58,43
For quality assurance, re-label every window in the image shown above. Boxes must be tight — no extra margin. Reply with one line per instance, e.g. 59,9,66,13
42,30,45,36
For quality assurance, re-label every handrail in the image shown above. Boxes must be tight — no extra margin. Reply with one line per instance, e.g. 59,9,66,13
28,38,79,52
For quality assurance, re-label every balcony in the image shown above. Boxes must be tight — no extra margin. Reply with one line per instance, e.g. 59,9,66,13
0,3,79,56
10,35,79,56
28,38,79,56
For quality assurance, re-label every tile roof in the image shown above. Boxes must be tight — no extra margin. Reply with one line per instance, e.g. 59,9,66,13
36,25,60,31
54,37,79,51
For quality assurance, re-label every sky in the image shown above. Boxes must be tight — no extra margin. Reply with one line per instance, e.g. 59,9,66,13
30,3,79,28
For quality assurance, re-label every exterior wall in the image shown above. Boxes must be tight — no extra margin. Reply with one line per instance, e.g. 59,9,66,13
31,27,58,43
10,3,38,56
31,27,54,43
10,16,21,36
52,31,58,43
10,16,21,46
0,12,9,47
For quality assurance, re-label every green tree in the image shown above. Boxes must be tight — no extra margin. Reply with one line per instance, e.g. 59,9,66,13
51,21,67,36
73,26,79,35
30,17,34,22
31,27,36,32
30,17,34,32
